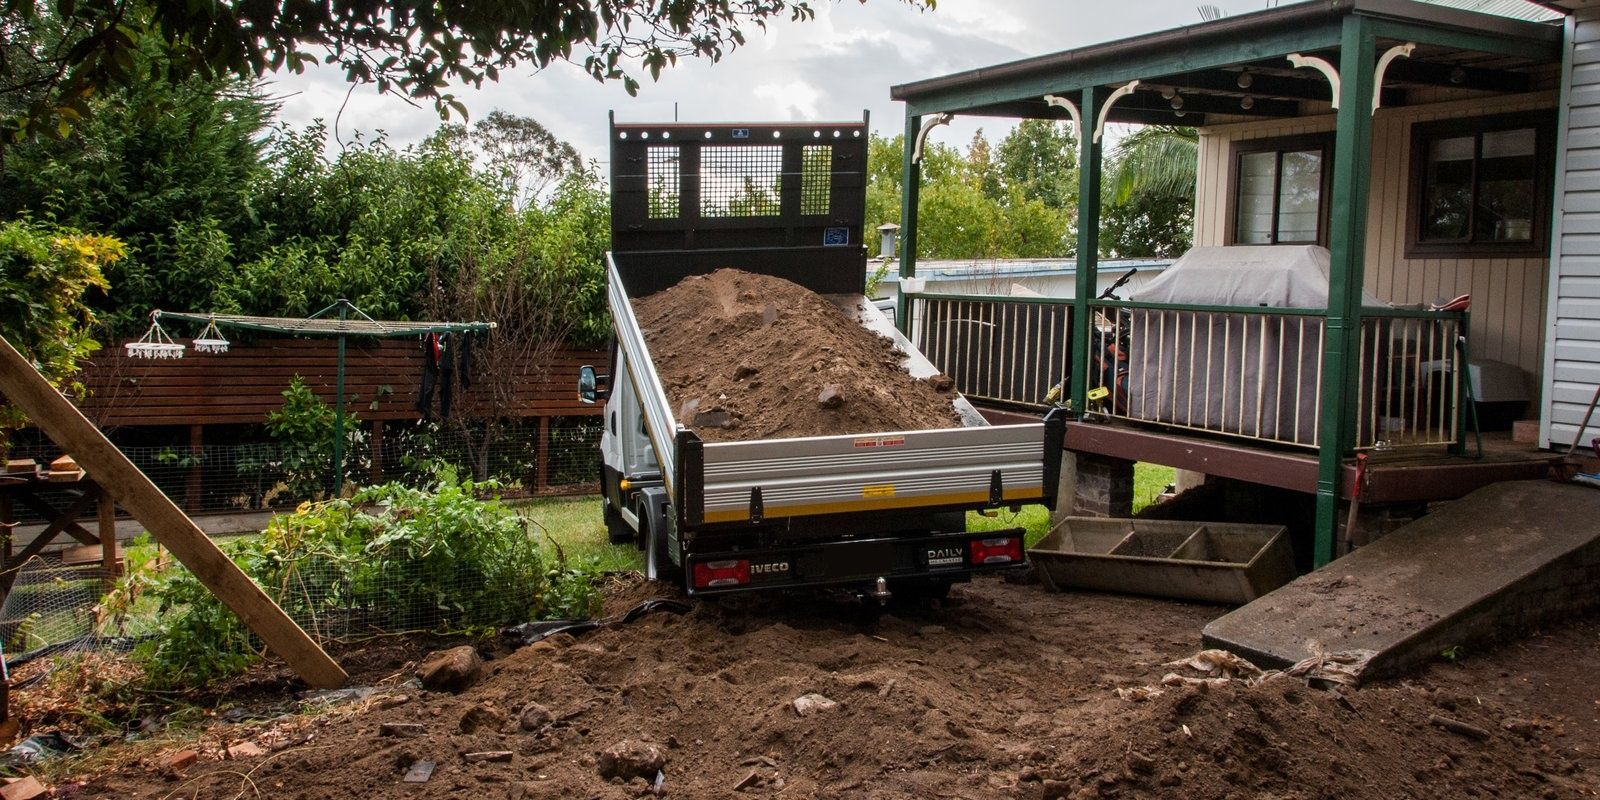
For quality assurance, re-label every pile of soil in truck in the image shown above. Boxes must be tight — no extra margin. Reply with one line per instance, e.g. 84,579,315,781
632,268,961,443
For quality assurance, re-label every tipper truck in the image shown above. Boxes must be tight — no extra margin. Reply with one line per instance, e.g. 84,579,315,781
580,114,1065,599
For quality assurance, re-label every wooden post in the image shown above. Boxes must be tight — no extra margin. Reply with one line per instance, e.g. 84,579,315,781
97,482,118,587
0,335,347,688
536,417,551,492
1313,16,1378,569
370,420,385,484
1070,84,1103,416
185,424,203,513
0,492,11,584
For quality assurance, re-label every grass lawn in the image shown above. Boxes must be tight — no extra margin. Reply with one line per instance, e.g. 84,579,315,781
968,462,1176,548
518,495,643,573
524,463,1179,564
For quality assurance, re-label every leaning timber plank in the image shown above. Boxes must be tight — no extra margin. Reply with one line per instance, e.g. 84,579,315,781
0,336,346,689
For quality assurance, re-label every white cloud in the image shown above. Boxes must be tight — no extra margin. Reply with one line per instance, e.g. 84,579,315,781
753,80,823,120
264,0,1277,161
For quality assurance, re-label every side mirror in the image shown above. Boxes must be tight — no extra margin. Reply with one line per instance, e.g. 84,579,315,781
578,365,610,404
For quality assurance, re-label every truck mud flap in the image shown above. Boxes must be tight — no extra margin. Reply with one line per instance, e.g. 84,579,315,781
682,529,1027,596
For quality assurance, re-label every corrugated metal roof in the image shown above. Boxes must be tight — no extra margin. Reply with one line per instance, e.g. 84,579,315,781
1422,0,1562,21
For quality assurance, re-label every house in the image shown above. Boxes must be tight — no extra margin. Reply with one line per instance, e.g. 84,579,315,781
890,0,1596,568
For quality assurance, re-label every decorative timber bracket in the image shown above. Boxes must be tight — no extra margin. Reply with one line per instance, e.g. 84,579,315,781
1373,43,1416,114
1042,94,1083,133
912,112,953,164
1287,53,1342,109
1093,81,1140,144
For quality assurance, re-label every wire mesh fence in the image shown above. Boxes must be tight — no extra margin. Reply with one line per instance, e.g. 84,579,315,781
0,558,114,663
4,416,602,524
2,492,611,667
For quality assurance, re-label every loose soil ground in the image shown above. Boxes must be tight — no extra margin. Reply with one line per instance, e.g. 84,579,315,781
63,574,1599,799
633,269,960,442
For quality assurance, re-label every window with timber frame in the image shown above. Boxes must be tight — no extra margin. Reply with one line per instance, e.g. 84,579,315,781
1407,111,1555,258
1229,134,1333,246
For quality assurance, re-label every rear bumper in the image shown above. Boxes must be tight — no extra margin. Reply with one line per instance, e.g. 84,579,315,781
684,528,1027,596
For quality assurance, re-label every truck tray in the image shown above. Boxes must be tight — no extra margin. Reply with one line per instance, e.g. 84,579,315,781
1028,518,1294,604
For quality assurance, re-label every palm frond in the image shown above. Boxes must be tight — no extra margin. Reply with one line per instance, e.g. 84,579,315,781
1106,126,1198,204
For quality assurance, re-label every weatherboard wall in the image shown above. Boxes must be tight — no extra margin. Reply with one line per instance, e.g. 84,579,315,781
1545,9,1600,451
1194,90,1557,384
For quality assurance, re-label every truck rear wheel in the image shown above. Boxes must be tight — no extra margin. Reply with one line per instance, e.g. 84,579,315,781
603,495,632,545
642,514,682,586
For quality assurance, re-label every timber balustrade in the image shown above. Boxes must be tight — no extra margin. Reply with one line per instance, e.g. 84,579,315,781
908,292,1466,451
19,337,610,514
907,293,1075,410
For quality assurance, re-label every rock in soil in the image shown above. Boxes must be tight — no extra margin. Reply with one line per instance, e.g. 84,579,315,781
401,761,435,784
597,740,667,780
377,722,427,738
518,701,553,731
792,693,840,716
417,646,482,693
458,703,506,734
633,269,960,442
58,575,1600,800
225,741,265,759
0,777,48,800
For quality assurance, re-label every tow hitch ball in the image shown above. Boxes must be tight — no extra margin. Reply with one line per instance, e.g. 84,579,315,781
870,577,892,606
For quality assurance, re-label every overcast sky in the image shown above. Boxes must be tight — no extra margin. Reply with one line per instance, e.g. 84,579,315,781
265,1,1288,161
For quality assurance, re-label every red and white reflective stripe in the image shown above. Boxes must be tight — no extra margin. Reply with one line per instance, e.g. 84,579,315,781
970,536,1022,565
693,559,751,589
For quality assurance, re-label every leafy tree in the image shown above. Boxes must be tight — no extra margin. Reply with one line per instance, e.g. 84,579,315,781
1,0,930,142
966,130,1002,201
996,119,1077,210
421,165,610,479
724,177,782,217
471,110,582,208
224,123,515,325
1100,191,1194,259
0,218,118,439
1100,125,1197,258
0,46,273,333
863,131,1071,261
864,133,904,257
264,376,362,500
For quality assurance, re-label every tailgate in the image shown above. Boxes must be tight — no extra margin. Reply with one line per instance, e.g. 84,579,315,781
689,422,1050,524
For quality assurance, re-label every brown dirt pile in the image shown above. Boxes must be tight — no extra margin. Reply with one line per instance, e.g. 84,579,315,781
1037,678,1582,799
632,268,959,442
67,576,1598,799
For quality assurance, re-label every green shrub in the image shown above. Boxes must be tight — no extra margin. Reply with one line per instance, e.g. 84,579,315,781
0,219,118,440
126,473,595,689
264,376,362,500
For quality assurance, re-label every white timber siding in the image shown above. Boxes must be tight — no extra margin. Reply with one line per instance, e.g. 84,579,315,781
1194,91,1557,388
1545,11,1600,451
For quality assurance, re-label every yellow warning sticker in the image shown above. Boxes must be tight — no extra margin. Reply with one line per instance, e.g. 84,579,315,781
862,484,896,498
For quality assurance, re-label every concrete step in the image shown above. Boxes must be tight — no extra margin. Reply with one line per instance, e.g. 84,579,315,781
1202,479,1600,682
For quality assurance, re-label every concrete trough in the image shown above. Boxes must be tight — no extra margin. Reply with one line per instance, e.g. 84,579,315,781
1028,518,1295,604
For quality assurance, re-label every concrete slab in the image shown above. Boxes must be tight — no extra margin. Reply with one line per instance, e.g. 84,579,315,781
1202,480,1600,682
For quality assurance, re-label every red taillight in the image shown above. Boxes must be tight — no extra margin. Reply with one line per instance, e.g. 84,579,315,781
693,559,751,589
970,536,1023,565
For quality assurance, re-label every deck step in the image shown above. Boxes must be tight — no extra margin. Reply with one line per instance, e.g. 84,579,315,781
1202,480,1600,682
